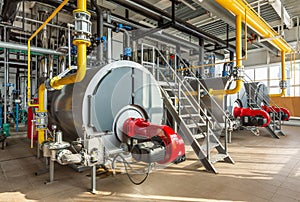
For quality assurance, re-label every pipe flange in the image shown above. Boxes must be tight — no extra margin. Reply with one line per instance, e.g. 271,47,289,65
73,11,92,42
35,112,48,129
279,80,287,89
232,66,244,80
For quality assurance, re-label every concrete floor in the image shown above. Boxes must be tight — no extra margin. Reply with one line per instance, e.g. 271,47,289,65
0,126,300,202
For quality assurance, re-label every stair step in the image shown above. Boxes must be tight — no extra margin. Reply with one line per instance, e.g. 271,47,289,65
210,154,228,164
201,142,220,152
158,81,176,87
170,96,188,100
163,88,179,92
186,122,206,128
180,114,199,118
194,133,205,139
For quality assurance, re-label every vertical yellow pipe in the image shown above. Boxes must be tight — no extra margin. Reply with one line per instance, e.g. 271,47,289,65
236,15,242,67
270,51,286,97
50,0,90,89
37,84,46,113
36,84,47,144
77,0,86,10
210,14,243,95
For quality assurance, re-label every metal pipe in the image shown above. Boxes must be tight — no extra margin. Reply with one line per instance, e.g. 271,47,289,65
91,165,96,194
110,0,237,52
67,23,73,68
214,0,293,53
107,11,112,63
36,83,47,144
3,26,7,124
270,51,286,97
27,0,70,108
0,41,65,55
210,15,243,95
92,0,104,62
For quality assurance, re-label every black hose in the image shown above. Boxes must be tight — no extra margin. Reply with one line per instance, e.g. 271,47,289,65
112,154,151,185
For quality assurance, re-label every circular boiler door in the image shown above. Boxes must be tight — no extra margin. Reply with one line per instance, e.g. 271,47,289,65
83,61,164,151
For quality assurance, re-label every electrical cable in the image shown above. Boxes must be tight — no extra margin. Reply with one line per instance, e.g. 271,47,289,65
112,154,151,185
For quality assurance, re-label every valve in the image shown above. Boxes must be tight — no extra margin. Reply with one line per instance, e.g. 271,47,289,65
279,80,287,89
231,66,244,80
116,23,132,32
73,11,92,42
35,112,48,130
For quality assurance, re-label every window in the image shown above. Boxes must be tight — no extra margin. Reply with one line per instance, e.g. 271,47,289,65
244,61,300,97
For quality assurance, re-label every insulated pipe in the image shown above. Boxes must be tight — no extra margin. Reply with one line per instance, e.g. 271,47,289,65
0,41,65,55
210,15,243,95
270,51,286,97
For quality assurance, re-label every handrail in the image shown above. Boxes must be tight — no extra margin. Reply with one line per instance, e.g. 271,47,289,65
142,43,232,137
243,73,283,120
175,54,232,125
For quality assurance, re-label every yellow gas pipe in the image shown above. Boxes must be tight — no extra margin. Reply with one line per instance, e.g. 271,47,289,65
27,0,90,144
27,0,69,145
210,14,243,95
50,0,91,89
210,0,293,96
27,0,70,108
269,51,286,97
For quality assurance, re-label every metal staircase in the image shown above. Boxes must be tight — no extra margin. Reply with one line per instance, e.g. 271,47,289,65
140,43,234,173
243,74,285,138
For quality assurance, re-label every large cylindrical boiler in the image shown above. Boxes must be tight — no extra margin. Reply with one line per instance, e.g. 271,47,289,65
48,61,164,153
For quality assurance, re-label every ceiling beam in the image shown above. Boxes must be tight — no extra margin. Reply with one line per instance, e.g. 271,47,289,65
268,0,292,29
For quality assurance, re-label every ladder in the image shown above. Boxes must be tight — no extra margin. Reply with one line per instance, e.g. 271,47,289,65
141,43,234,173
243,74,285,138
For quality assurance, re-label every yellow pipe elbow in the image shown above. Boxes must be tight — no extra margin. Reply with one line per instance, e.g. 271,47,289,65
269,89,286,98
209,79,243,95
269,51,286,97
50,43,87,89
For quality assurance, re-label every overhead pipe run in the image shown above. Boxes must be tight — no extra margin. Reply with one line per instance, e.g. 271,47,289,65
110,0,237,53
210,0,293,96
215,0,293,53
